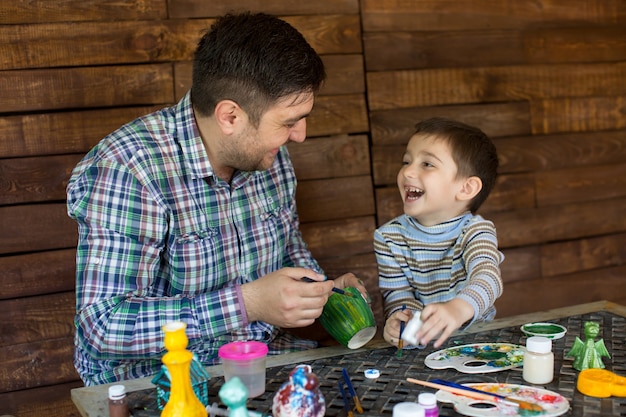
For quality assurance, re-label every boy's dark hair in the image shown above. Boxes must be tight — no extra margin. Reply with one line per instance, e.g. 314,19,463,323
191,12,326,126
414,117,499,213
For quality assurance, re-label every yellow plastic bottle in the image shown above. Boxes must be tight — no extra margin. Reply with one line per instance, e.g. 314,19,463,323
160,322,207,417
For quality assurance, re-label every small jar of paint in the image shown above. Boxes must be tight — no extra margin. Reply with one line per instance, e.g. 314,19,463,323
393,402,425,417
108,384,129,417
417,392,438,417
523,336,554,384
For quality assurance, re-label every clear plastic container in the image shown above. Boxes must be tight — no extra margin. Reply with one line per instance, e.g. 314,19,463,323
523,336,554,384
218,341,268,397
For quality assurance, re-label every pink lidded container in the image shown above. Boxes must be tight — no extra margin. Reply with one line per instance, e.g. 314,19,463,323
218,341,269,397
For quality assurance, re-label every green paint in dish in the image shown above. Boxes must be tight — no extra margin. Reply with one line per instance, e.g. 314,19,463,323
524,324,564,334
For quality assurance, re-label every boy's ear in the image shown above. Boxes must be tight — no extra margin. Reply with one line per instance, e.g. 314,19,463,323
457,176,482,202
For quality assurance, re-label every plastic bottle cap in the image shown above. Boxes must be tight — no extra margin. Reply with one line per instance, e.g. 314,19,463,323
393,402,425,417
364,369,380,379
108,384,126,400
218,341,269,360
418,392,437,406
526,336,552,353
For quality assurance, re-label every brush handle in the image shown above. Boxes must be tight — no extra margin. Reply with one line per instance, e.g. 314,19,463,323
396,305,407,355
300,277,351,296
338,381,351,414
431,379,507,400
342,368,364,413
430,379,543,411
406,378,543,412
406,378,519,408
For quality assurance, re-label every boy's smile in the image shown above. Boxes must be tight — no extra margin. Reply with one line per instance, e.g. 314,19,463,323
404,186,425,201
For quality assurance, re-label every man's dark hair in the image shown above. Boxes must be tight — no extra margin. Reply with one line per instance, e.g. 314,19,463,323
414,117,499,213
191,12,326,125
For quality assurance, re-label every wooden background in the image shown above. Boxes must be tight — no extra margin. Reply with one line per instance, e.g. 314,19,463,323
1,0,625,415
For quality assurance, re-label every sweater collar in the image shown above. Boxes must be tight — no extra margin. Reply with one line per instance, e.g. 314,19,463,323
405,212,472,237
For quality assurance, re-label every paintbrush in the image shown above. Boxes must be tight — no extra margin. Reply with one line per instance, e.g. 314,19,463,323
301,277,353,296
397,304,406,358
342,368,364,413
397,320,405,358
338,380,354,417
430,379,544,412
406,378,544,412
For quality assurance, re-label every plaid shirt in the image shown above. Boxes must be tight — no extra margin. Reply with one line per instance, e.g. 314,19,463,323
67,92,321,385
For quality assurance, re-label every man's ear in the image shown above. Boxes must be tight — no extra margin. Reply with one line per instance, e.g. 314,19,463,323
457,176,482,202
214,100,241,135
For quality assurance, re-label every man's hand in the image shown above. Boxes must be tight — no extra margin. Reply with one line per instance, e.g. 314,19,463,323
330,272,370,302
241,267,332,328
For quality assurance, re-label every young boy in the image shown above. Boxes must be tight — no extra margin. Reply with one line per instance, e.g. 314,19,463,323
374,117,504,349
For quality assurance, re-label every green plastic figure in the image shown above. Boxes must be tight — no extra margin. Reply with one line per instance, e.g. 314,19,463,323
219,377,249,417
566,321,610,371
218,377,266,417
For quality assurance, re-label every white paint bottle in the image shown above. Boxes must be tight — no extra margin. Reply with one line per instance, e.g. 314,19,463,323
523,336,554,384
393,402,425,417
401,311,423,346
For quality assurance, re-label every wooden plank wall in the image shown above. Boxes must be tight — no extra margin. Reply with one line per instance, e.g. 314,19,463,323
0,1,371,416
1,0,625,415
362,0,626,317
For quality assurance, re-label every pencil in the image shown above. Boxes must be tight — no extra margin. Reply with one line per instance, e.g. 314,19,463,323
300,277,353,296
342,368,363,413
406,378,543,412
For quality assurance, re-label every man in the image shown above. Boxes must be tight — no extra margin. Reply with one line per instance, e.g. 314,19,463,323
67,12,366,385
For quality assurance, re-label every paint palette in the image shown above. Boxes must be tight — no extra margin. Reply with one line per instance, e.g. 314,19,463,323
520,322,567,339
436,382,570,417
424,343,524,374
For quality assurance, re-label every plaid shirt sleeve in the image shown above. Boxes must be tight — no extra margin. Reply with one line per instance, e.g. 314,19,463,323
67,144,243,361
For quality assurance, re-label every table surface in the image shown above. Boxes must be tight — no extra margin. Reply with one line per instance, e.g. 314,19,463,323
71,300,626,417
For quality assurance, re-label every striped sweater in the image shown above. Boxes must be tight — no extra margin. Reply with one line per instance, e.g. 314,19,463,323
374,212,504,325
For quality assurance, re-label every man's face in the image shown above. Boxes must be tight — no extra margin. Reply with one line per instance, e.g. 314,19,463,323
224,92,314,172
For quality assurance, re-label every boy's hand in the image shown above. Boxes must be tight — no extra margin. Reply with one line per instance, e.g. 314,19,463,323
418,299,474,348
383,308,412,346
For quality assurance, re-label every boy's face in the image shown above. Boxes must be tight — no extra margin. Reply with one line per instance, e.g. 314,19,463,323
397,134,469,226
